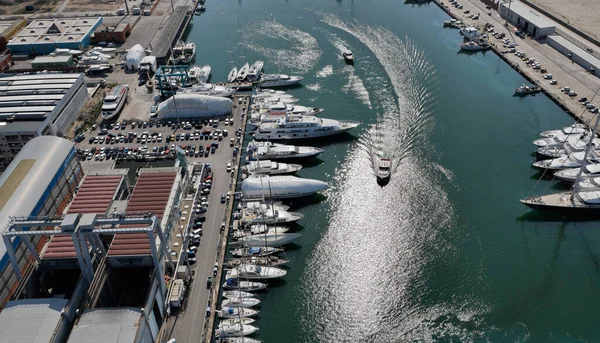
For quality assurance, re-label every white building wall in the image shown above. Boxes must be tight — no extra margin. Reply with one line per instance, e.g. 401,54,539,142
50,75,89,135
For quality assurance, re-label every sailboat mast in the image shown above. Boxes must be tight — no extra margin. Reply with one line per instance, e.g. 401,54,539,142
572,113,600,196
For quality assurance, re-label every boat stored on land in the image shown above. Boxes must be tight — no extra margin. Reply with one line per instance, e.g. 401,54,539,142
101,84,128,120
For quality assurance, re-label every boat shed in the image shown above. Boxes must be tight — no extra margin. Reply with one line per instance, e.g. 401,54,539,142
67,308,146,343
31,55,74,69
499,1,556,39
0,297,70,343
547,35,600,77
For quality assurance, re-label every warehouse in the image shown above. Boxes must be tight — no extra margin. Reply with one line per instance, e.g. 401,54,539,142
499,1,556,39
0,73,89,170
547,35,600,77
0,136,83,308
7,17,102,56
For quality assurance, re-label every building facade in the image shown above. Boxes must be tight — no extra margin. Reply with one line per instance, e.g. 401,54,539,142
7,17,102,56
0,73,89,171
499,1,556,39
0,136,83,308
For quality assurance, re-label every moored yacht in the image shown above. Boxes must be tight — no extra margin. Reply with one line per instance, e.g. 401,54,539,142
222,290,255,299
241,175,328,199
219,318,256,327
181,42,196,64
218,307,259,318
237,63,250,81
238,200,289,212
101,84,128,120
460,41,490,51
533,132,590,148
521,190,600,214
170,41,185,64
536,136,600,159
223,277,268,291
555,163,600,182
259,74,303,88
228,67,238,83
232,225,290,239
219,338,263,343
221,297,261,308
215,324,259,338
246,140,324,160
198,65,211,83
533,151,600,171
237,232,303,247
253,115,361,140
239,206,304,224
243,160,302,176
226,264,287,280
230,246,283,258
460,26,485,41
177,83,236,97
514,84,541,96
226,255,290,268
247,60,264,81
540,123,588,138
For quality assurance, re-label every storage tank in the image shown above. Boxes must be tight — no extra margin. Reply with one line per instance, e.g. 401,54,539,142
156,94,233,119
125,44,145,70
241,175,328,199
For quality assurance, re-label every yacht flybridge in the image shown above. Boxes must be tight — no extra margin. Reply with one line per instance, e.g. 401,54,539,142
246,140,324,161
242,160,302,176
253,115,361,140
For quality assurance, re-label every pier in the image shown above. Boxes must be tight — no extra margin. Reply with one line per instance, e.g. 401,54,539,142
430,0,600,125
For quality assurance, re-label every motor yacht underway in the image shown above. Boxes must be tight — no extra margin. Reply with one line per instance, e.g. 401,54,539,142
223,277,268,291
239,206,304,224
247,60,264,81
177,83,236,97
253,115,361,140
181,42,196,64
554,164,600,182
230,246,283,258
237,232,303,247
237,63,250,81
216,324,259,338
243,160,302,177
218,307,259,318
101,84,128,120
376,158,392,185
221,297,261,308
226,264,287,280
540,123,588,138
533,151,600,171
343,50,354,64
228,67,238,83
246,140,324,160
241,175,328,199
259,74,303,88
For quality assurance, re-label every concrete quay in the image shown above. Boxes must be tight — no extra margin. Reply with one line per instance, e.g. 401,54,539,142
431,0,600,125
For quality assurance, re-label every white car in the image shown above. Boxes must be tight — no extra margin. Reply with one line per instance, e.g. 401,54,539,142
226,163,232,172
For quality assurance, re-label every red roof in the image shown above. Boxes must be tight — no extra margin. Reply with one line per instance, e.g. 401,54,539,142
42,175,123,259
107,172,177,257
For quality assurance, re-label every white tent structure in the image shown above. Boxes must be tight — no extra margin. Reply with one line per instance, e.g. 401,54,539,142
241,175,328,199
125,44,145,71
156,94,233,119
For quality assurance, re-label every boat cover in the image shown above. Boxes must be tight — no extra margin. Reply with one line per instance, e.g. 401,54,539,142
156,94,232,119
241,175,327,198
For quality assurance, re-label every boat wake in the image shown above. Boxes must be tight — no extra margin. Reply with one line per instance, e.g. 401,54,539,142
321,14,437,181
244,20,322,74
316,65,334,78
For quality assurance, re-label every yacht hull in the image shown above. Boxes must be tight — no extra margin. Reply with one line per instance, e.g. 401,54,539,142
521,192,600,214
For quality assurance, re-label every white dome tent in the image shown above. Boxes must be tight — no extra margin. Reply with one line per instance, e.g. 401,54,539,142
241,175,328,199
125,44,145,71
156,94,233,119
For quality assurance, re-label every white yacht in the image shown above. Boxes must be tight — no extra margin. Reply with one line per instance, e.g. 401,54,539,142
259,74,303,88
237,63,250,81
219,338,262,343
198,65,211,83
228,67,238,83
540,123,588,138
240,207,304,224
222,290,255,299
247,60,264,81
177,83,236,97
460,26,485,41
101,84,128,120
215,324,258,338
256,102,324,116
577,177,600,189
238,232,303,247
223,277,268,291
221,297,261,308
246,140,324,160
226,255,290,268
218,307,259,318
533,151,600,171
241,175,328,199
256,89,294,97
554,164,600,182
226,264,287,280
533,132,590,148
343,50,354,64
536,137,600,159
254,95,299,104
239,200,289,211
233,225,290,239
170,41,185,64
376,158,391,185
253,115,361,140
243,160,302,176
52,48,83,56
181,42,196,64
187,66,202,86
219,318,256,327
230,246,283,258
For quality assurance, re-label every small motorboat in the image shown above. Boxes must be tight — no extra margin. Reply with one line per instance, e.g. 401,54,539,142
223,278,268,292
222,290,255,299
219,318,256,327
376,158,391,185
221,297,261,308
218,307,259,319
215,324,258,338
342,50,354,64
514,84,541,96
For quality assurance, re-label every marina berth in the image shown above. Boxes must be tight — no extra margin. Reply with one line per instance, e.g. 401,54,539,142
215,324,259,338
223,278,268,291
155,94,232,119
242,160,302,176
238,206,304,225
222,291,255,299
246,140,324,160
226,264,288,280
230,246,283,258
226,255,290,268
241,175,328,199
237,232,303,247
253,115,361,140
221,297,261,308
259,74,303,88
218,307,260,318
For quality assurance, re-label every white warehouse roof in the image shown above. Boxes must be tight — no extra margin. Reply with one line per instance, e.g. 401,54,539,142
0,297,69,343
500,1,556,29
67,308,142,343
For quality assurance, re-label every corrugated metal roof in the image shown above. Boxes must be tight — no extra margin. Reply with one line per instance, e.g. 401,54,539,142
0,136,75,263
0,298,68,343
67,308,141,343
108,171,177,257
42,174,123,259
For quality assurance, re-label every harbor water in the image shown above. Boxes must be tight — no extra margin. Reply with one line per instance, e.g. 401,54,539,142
188,0,600,341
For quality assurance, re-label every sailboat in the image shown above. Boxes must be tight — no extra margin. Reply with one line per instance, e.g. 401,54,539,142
521,109,600,214
228,67,238,83
237,63,250,82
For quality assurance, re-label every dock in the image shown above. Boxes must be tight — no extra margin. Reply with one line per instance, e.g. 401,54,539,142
431,0,600,126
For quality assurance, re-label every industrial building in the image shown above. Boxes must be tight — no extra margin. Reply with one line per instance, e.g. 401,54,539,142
0,73,89,171
7,17,102,56
92,22,132,44
0,137,185,343
0,136,83,308
0,19,27,52
547,35,600,77
31,55,75,69
499,1,556,39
